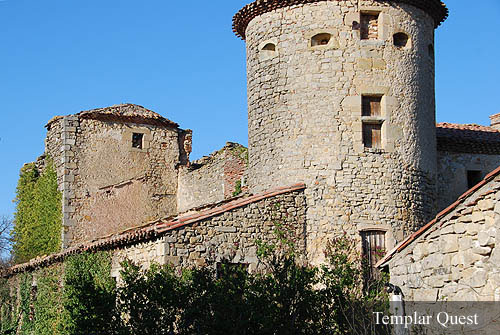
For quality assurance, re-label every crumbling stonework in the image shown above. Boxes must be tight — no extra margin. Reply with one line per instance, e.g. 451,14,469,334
384,169,500,301
111,187,306,276
177,142,247,213
45,104,192,247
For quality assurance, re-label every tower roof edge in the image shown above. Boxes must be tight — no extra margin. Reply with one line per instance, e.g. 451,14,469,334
232,0,448,40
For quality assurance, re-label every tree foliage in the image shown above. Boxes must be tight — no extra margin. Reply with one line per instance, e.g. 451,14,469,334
12,160,62,263
0,234,391,335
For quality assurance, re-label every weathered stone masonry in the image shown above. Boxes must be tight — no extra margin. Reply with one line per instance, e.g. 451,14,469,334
177,142,248,213
237,0,444,264
380,167,500,301
4,185,306,278
45,104,193,248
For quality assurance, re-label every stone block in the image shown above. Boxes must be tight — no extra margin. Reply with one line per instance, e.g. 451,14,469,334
164,256,180,266
177,249,189,257
440,235,459,253
478,199,494,211
216,226,237,233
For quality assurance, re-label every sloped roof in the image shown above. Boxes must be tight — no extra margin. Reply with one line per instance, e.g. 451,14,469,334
233,0,448,39
3,183,306,277
377,165,500,268
45,104,178,128
77,103,179,128
436,123,500,155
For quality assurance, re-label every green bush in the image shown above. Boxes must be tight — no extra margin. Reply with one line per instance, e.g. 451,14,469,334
62,251,119,335
0,236,390,335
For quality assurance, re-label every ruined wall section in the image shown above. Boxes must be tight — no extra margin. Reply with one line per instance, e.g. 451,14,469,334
437,152,500,212
69,118,181,245
389,175,500,301
177,143,247,213
244,0,437,263
45,116,79,248
112,189,306,275
44,112,191,248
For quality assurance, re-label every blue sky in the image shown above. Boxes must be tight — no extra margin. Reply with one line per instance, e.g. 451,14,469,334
0,1,499,218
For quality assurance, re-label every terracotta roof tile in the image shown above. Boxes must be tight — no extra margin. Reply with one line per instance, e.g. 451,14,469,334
3,183,306,277
233,0,448,40
436,123,500,155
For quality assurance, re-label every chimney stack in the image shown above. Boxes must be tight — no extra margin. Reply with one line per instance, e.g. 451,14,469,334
490,113,500,130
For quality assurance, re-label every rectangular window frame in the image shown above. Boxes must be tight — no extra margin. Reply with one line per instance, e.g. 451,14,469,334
360,12,380,40
361,230,387,278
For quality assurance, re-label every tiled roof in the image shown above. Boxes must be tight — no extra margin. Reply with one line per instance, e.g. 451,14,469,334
3,183,306,277
436,123,500,155
77,104,179,128
233,0,448,40
376,165,500,268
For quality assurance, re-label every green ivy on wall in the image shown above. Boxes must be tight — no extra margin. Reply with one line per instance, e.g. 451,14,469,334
62,251,118,335
12,159,62,264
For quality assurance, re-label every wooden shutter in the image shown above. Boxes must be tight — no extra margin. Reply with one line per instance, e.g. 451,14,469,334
362,231,386,278
362,96,381,116
363,123,382,149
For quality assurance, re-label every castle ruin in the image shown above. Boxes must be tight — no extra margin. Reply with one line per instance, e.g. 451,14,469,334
8,0,500,293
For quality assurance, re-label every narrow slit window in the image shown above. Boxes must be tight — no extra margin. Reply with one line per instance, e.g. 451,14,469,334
360,13,379,40
362,96,382,116
363,123,382,149
132,133,144,149
428,44,435,59
361,230,386,278
311,33,332,47
467,170,482,189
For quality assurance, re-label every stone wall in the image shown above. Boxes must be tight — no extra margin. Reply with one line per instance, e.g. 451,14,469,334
112,187,306,276
243,0,438,264
388,173,500,301
45,110,190,247
177,143,247,213
437,151,500,212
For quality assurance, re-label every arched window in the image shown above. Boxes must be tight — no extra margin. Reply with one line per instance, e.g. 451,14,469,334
262,43,276,51
393,32,409,48
311,33,332,47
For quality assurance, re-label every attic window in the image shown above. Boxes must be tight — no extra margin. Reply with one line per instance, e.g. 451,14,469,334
262,43,276,51
132,133,144,149
360,12,379,40
467,170,482,189
393,32,409,48
311,33,332,47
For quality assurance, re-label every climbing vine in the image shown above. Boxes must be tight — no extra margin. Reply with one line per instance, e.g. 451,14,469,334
12,159,62,264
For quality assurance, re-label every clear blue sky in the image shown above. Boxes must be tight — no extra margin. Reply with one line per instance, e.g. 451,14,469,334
1,1,499,218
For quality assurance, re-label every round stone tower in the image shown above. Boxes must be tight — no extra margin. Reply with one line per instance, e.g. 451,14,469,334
233,0,448,263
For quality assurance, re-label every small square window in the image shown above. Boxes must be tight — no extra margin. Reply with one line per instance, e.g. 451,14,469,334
360,13,379,40
362,96,382,117
132,133,144,149
363,123,382,149
467,170,482,189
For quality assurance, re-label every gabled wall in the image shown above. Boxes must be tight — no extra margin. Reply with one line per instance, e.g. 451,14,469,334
388,173,500,301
